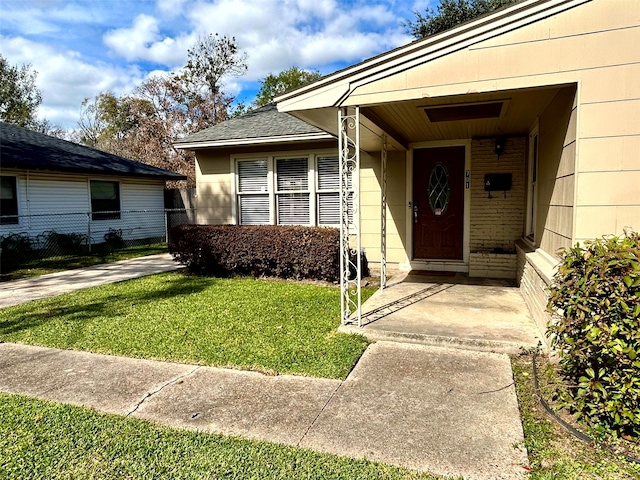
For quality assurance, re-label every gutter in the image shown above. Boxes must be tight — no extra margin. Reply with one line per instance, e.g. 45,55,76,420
174,132,335,150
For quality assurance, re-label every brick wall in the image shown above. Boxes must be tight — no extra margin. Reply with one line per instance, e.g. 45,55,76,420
516,241,555,346
469,137,526,277
469,252,517,279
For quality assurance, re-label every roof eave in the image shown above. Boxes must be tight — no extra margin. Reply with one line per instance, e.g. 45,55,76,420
275,0,589,109
174,132,335,150
1,161,186,181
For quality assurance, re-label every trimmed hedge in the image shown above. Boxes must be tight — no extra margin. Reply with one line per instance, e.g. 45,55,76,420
547,231,640,439
169,224,341,281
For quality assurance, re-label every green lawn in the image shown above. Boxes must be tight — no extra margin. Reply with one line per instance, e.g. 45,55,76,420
0,272,373,379
0,393,436,480
0,243,169,282
511,353,640,479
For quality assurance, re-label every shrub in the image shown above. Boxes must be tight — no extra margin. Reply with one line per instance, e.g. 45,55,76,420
169,224,341,281
41,231,88,253
546,230,640,438
103,229,124,250
0,233,33,270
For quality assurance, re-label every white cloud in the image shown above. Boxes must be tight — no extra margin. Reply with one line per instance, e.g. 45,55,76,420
1,36,145,128
1,1,108,35
103,14,161,60
0,0,418,128
185,0,412,81
156,0,190,16
103,14,195,67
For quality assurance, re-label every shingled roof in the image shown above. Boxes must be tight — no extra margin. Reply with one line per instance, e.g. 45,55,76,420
174,103,334,148
0,122,186,180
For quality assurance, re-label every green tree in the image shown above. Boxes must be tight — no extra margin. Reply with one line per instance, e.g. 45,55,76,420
405,0,519,38
77,92,137,153
255,67,323,107
0,54,42,128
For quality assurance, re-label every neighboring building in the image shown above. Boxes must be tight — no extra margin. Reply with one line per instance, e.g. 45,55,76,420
177,0,640,335
0,121,186,246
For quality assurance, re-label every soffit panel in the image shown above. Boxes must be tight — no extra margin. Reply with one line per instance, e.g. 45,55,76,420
362,87,561,142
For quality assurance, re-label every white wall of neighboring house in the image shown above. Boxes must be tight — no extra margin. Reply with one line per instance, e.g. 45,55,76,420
0,169,166,245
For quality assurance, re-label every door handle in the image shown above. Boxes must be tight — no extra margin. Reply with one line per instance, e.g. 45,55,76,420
413,204,418,223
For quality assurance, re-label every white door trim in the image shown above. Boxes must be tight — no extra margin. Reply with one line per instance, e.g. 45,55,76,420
401,139,471,272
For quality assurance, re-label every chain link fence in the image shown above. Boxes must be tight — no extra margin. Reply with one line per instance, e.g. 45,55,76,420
0,209,195,272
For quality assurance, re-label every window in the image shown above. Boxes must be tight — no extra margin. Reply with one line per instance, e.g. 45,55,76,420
0,176,18,225
526,127,539,241
317,156,341,225
237,159,269,224
90,180,120,220
276,157,310,225
235,153,350,227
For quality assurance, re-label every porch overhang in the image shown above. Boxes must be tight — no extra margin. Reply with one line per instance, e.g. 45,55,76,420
287,107,407,153
275,0,589,117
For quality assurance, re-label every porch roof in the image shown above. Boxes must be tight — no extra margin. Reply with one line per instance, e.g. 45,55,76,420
275,0,588,146
276,0,586,111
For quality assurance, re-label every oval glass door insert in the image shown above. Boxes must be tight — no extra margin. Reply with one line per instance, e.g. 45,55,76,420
428,163,450,216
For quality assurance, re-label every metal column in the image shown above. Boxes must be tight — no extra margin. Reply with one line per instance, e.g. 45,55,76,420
338,107,361,326
380,135,387,290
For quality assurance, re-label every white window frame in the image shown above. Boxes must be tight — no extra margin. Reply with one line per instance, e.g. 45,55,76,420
315,154,344,227
231,149,339,227
526,123,540,244
235,158,272,225
275,156,312,226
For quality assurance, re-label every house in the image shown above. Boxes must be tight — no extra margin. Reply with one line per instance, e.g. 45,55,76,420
176,0,639,334
0,121,186,248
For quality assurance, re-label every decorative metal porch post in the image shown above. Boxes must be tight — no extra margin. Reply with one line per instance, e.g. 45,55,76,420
380,135,387,290
338,107,361,326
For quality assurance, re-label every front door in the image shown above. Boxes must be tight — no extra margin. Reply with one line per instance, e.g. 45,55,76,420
413,146,465,260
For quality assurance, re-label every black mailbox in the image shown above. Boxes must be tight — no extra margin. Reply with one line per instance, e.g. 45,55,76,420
484,173,512,191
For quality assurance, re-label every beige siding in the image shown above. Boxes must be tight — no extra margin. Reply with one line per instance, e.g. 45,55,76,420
537,86,577,256
343,0,638,250
359,150,407,266
195,151,234,225
348,1,639,106
574,87,640,243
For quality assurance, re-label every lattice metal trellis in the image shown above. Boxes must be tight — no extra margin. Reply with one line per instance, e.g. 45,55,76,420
380,135,388,290
338,107,361,326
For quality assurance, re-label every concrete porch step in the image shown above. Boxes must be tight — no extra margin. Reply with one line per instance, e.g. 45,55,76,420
338,324,543,355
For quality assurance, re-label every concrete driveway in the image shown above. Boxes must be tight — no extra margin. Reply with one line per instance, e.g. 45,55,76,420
0,253,180,308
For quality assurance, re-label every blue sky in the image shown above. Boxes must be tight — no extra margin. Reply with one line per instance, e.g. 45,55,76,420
0,0,429,129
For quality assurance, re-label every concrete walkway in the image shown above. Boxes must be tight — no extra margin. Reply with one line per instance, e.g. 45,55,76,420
0,253,180,308
0,342,528,479
341,272,544,354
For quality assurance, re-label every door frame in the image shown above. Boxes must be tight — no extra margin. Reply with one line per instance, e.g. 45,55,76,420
402,139,471,272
